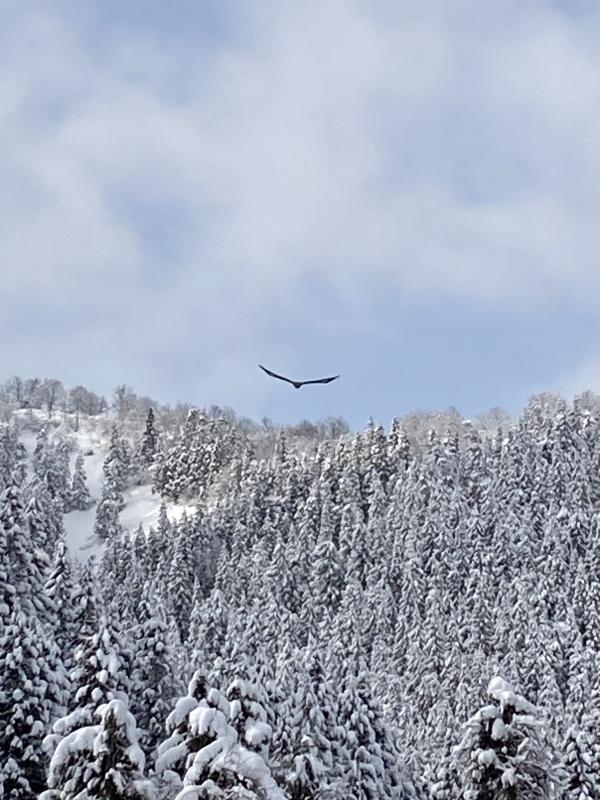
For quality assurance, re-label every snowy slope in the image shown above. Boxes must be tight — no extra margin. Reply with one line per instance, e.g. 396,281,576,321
17,410,195,561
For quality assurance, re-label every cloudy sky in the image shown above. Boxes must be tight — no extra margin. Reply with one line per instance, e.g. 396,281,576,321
2,0,600,428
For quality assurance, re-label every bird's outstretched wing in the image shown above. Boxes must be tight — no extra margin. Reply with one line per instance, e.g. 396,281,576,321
300,375,340,386
259,364,340,388
259,364,296,386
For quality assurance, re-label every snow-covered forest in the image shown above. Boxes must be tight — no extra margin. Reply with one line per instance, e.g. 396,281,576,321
2,375,600,798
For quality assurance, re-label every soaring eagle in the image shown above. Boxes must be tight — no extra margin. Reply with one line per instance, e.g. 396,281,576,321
259,364,340,389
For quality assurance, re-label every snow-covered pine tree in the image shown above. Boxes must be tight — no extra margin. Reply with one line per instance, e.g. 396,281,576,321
226,674,274,763
0,608,66,798
0,421,27,489
42,699,153,800
141,408,159,468
94,487,123,541
561,716,600,799
155,670,210,792
80,700,153,800
130,592,182,763
35,440,71,506
104,425,128,497
42,616,132,799
45,535,78,671
0,522,15,622
174,685,285,800
0,471,54,624
337,662,419,800
284,647,346,799
24,476,54,554
32,425,49,474
152,502,173,575
68,453,94,511
167,521,195,641
70,557,101,642
455,676,563,799
132,523,148,569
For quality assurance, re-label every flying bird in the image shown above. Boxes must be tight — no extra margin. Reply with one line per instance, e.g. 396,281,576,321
259,364,340,389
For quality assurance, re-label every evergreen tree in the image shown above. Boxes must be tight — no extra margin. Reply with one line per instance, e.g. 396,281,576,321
338,664,418,799
226,675,274,761
45,535,78,670
104,426,128,494
174,686,285,800
94,489,122,541
141,408,159,467
455,676,563,800
70,557,101,642
35,441,71,506
43,700,153,800
68,454,94,511
82,700,152,800
0,608,66,798
285,648,345,799
130,594,182,762
155,671,210,790
42,617,131,800
0,421,27,488
1,472,54,622
167,523,195,641
561,717,600,799
24,477,54,554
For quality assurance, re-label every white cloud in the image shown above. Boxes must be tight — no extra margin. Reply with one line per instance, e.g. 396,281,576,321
1,1,600,405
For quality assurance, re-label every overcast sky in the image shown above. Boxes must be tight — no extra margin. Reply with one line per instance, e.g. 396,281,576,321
2,1,600,428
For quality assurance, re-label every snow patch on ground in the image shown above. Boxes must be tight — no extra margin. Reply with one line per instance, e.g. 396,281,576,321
121,485,196,534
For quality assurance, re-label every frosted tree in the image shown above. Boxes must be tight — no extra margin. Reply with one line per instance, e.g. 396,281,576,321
0,608,66,798
141,408,159,467
94,489,123,541
24,476,54,553
226,675,274,763
308,539,345,623
42,700,153,800
133,523,148,568
0,421,27,489
70,557,101,641
173,686,285,800
42,617,132,799
68,454,94,511
284,648,345,799
455,676,562,800
167,524,195,641
337,665,418,799
191,587,230,670
155,671,211,792
113,383,137,419
130,594,182,762
148,501,169,565
32,425,49,473
83,700,152,800
35,440,71,505
103,425,128,497
100,535,137,620
561,717,600,799
70,618,129,719
45,535,78,670
1,472,54,623
427,746,462,800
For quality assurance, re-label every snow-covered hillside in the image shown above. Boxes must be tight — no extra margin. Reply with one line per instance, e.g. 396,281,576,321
17,409,195,560
5,393,600,798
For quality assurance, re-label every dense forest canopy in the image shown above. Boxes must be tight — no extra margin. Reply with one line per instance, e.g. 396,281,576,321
1,375,600,798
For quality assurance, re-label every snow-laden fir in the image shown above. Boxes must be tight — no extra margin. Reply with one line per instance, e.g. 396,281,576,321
1,378,600,797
